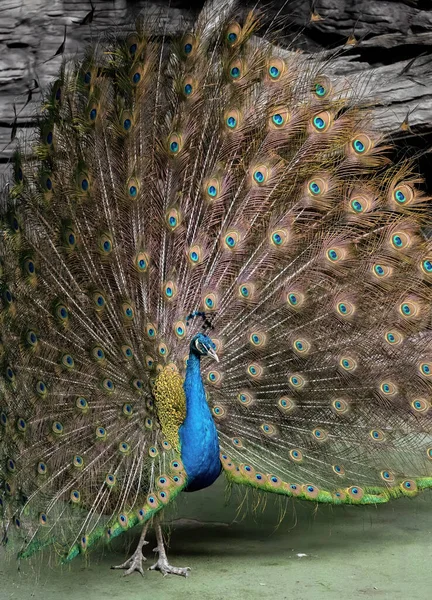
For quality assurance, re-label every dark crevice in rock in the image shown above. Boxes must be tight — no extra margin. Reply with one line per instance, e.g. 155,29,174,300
346,44,432,67
6,42,30,49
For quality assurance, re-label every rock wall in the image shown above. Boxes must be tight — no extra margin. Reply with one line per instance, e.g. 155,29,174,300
1,0,431,174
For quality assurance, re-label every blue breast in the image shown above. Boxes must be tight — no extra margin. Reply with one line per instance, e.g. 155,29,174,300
179,352,221,492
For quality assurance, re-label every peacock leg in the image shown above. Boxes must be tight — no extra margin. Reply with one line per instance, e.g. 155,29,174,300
111,521,150,576
149,516,191,577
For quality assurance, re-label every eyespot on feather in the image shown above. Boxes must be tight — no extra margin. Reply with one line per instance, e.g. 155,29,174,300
418,362,432,378
225,22,242,46
204,177,221,201
379,381,398,397
269,106,290,129
372,263,393,279
380,470,395,483
286,290,305,309
311,111,332,133
87,103,99,123
121,301,134,321
98,233,113,256
313,77,331,98
267,57,286,81
181,34,197,58
101,377,115,393
149,446,158,458
127,178,140,199
228,58,244,82
325,246,347,263
188,244,203,266
182,76,198,99
174,320,186,339
400,480,417,493
289,373,306,389
238,391,254,406
292,338,311,356
261,423,277,436
40,172,53,193
247,363,263,379
347,486,364,500
207,370,221,385
332,398,350,414
384,330,404,346
126,33,144,56
269,228,289,248
121,344,134,360
312,428,328,442
370,429,385,442
163,280,177,301
278,396,296,413
348,192,374,214
389,230,411,251
224,108,242,131
238,282,256,300
222,229,241,250
249,330,267,348
220,454,236,471
349,134,373,155
91,345,105,362
390,183,415,206
399,299,420,319
158,341,168,357
307,177,328,197
286,482,302,495
250,165,271,186
146,493,160,509
167,133,182,155
303,484,320,499
420,257,432,276
212,405,225,418
135,251,149,273
166,208,181,231
240,464,255,477
267,475,282,488
335,300,356,318
146,322,157,339
52,80,62,104
203,292,217,311
332,464,346,476
339,356,357,372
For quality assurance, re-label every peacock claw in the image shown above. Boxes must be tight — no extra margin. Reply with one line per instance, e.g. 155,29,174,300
111,545,148,576
149,558,191,577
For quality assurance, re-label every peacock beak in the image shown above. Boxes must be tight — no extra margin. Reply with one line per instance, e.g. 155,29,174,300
206,347,219,363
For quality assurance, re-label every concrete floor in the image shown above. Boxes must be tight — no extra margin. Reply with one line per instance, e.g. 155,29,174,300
1,477,431,600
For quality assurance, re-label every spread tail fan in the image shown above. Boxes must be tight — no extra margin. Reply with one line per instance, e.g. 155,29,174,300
0,0,431,566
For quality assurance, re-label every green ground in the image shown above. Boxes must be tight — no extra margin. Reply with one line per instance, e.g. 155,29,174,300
1,477,431,600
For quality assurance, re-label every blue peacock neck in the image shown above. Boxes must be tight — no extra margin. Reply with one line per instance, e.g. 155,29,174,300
179,350,221,492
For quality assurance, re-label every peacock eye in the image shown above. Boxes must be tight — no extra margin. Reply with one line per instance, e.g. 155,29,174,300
195,339,205,354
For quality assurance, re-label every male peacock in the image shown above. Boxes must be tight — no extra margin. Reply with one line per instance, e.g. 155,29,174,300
1,0,432,579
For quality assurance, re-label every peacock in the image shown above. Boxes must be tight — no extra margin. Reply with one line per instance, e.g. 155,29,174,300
1,0,432,579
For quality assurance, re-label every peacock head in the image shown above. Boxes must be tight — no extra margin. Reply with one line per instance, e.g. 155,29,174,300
190,333,219,362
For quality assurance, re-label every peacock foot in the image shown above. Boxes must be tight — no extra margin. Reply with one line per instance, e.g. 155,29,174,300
111,543,148,576
149,555,191,577
149,517,191,577
111,522,149,576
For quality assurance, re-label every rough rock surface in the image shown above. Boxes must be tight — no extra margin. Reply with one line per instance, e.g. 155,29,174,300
1,0,431,174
